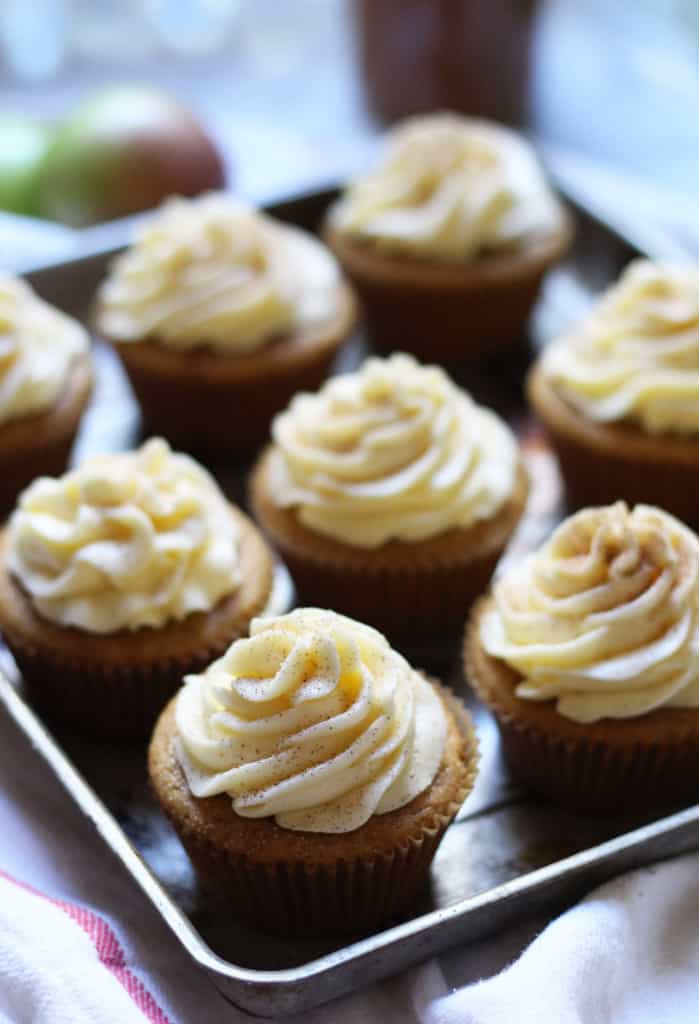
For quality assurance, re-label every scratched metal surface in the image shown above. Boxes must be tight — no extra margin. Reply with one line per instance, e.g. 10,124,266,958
3,187,698,1016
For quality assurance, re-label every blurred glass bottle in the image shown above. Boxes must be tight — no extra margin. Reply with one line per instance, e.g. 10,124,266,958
354,0,538,126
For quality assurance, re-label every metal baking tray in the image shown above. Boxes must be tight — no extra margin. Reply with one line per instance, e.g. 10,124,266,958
2,184,698,1018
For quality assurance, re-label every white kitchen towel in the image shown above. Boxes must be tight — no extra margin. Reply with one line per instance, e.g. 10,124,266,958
0,871,168,1024
426,851,699,1024
3,844,699,1024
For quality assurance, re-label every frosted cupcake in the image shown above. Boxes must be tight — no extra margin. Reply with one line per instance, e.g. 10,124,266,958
0,438,274,737
251,353,528,647
465,501,699,814
529,259,699,523
95,193,357,458
0,274,92,513
149,607,478,936
325,113,571,363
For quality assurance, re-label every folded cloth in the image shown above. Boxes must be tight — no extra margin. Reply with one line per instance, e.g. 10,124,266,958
0,871,166,1024
0,706,237,1024
426,850,699,1024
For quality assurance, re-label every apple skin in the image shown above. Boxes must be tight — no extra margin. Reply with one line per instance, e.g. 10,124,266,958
36,86,226,226
0,115,54,216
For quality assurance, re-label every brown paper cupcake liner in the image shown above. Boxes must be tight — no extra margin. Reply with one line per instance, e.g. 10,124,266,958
324,215,573,363
103,284,357,460
172,811,451,936
464,598,699,815
0,354,93,516
149,686,478,936
0,509,275,740
249,450,528,649
527,363,699,525
13,650,206,741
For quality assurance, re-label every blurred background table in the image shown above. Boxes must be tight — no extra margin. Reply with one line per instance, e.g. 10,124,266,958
2,0,699,270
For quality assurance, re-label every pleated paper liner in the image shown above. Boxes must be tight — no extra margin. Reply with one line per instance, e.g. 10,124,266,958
0,354,93,515
527,363,699,526
249,450,529,653
100,284,358,461
464,598,699,816
323,213,574,364
0,511,275,740
148,685,479,938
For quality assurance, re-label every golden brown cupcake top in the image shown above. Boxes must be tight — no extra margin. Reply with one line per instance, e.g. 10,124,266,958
541,260,699,435
267,353,519,548
175,607,448,833
329,113,564,260
8,438,242,634
481,501,699,722
0,274,89,425
96,193,341,353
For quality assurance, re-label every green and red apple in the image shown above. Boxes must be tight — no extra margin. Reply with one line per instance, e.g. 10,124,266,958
0,115,53,217
35,85,226,226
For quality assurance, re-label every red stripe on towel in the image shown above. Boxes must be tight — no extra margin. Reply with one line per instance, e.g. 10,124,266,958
0,869,171,1024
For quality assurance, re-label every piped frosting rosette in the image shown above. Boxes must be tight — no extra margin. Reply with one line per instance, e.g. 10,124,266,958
96,193,340,352
0,273,88,425
8,438,241,634
268,353,519,549
542,260,699,435
176,607,448,833
330,113,564,260
481,502,699,722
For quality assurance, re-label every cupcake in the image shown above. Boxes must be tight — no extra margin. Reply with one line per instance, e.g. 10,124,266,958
0,438,274,738
324,113,572,363
465,501,699,814
0,274,92,514
529,259,699,523
95,193,357,459
250,353,528,649
149,607,478,936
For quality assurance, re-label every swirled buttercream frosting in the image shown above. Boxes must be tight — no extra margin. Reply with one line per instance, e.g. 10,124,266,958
0,274,88,425
481,502,699,722
96,193,340,352
542,260,699,435
8,438,241,634
268,353,519,548
175,607,448,833
330,113,563,260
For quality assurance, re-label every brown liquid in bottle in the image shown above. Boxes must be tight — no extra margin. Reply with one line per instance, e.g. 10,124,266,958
354,0,537,126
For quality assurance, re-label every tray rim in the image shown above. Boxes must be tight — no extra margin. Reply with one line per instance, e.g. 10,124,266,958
22,183,345,286
7,179,699,1016
3,667,699,1011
